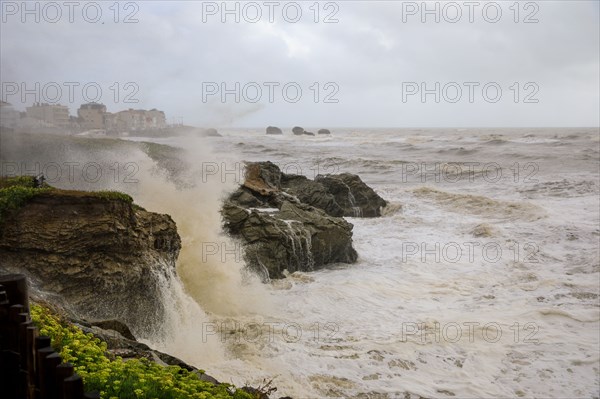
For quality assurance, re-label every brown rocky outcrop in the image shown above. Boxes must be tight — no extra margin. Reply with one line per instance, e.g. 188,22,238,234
0,188,181,337
222,161,387,279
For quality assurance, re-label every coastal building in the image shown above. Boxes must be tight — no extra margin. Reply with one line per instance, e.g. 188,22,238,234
77,103,107,130
25,103,70,127
146,109,167,129
105,108,167,133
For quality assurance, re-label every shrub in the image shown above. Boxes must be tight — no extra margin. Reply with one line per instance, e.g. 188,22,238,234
30,305,253,399
94,191,134,204
0,184,50,224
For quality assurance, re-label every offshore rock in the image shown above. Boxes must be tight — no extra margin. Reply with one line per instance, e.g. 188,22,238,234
316,173,388,217
266,126,283,135
222,201,357,279
222,161,387,278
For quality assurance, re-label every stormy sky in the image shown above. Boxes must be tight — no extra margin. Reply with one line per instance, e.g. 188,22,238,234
1,0,598,127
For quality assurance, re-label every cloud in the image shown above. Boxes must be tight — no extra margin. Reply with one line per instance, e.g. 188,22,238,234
1,0,598,127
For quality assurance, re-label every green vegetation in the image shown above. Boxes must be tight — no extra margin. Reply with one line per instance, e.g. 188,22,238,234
0,176,50,223
0,175,38,189
95,191,134,203
30,305,254,399
0,176,139,224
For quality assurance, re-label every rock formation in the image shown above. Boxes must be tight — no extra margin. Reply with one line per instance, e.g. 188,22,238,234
292,126,305,135
0,184,181,337
318,129,331,135
222,161,387,279
266,126,283,135
280,174,344,217
316,174,388,217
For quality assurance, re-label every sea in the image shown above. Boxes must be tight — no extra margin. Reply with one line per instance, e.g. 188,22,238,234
125,128,599,399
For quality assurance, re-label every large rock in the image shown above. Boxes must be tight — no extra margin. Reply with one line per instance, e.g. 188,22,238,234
292,126,305,135
242,161,281,196
266,126,283,135
0,190,181,337
280,171,387,218
222,201,357,279
223,161,364,278
280,174,344,217
318,129,331,135
316,174,387,217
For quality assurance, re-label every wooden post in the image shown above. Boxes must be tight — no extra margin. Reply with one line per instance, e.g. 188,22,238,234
0,276,99,399
0,286,10,351
36,346,54,397
33,336,52,398
35,336,52,350
18,368,30,399
63,374,85,399
0,274,29,309
8,304,25,351
43,352,62,399
0,350,21,398
56,363,74,399
26,326,38,377
19,320,33,367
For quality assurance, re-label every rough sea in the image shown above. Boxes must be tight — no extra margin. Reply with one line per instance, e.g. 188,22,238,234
130,128,599,398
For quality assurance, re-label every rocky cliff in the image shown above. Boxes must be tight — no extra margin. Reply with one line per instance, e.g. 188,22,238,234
0,177,181,337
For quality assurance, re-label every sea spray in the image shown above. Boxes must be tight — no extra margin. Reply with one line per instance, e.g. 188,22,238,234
8,134,275,368
129,139,272,316
138,267,228,366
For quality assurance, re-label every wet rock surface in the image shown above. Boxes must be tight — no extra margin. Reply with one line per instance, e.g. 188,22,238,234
0,191,181,337
222,161,387,279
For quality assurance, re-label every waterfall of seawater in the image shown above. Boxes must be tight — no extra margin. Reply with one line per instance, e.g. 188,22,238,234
281,219,314,271
104,143,274,369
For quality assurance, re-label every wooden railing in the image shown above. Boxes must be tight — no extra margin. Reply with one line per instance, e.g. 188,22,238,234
0,274,99,399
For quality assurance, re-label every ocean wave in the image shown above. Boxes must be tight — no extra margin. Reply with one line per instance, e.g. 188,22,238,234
381,202,403,216
412,187,545,220
518,180,599,198
536,308,600,323
483,139,509,145
435,147,479,155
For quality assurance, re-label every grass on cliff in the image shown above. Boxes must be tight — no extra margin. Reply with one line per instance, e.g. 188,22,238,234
0,176,138,224
30,304,254,399
0,176,51,224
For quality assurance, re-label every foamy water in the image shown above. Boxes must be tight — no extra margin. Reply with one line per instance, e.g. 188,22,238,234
130,128,599,398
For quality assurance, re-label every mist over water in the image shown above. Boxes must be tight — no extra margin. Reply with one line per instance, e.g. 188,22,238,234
124,127,599,398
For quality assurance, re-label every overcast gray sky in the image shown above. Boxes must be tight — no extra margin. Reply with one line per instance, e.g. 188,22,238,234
1,0,598,127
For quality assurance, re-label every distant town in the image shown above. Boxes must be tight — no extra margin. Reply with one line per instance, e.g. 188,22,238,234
0,101,172,135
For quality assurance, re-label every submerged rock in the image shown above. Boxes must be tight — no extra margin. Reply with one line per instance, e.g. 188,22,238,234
318,129,331,135
0,189,181,337
266,126,283,135
303,131,315,136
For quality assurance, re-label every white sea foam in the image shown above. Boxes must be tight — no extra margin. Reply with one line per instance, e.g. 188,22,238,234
129,128,599,398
